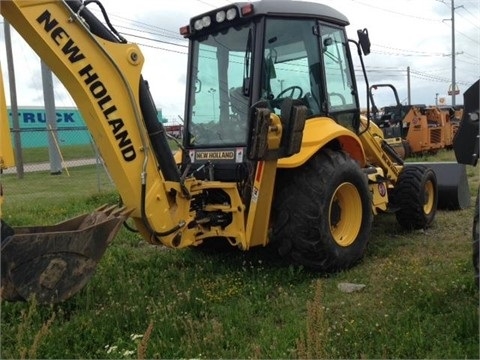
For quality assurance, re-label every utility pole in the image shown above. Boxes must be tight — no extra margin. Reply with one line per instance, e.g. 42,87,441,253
407,66,411,105
445,0,463,106
208,88,216,120
41,61,62,175
4,21,24,178
451,0,456,106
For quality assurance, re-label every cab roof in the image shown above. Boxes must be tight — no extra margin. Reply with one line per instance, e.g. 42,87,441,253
242,1,350,26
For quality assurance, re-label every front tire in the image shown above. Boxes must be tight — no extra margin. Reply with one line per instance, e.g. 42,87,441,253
391,165,438,229
271,149,373,272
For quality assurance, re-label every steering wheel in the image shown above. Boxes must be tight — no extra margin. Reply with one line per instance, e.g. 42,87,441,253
275,85,303,100
328,92,346,106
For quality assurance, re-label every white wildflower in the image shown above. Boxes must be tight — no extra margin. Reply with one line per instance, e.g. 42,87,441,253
123,349,135,357
130,333,144,341
106,345,118,354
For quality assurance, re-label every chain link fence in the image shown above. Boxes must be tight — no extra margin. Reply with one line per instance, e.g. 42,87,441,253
3,106,178,206
5,126,115,194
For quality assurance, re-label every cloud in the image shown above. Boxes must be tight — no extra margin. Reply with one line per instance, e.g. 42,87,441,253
1,0,478,120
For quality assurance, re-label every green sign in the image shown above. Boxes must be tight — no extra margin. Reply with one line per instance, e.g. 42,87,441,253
8,107,167,148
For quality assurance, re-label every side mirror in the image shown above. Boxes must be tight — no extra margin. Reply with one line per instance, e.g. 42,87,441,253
357,28,371,56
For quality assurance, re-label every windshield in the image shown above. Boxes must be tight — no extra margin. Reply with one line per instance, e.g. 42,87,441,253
187,24,252,147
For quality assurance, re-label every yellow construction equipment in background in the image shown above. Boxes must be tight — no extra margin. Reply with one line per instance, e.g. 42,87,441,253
370,83,463,158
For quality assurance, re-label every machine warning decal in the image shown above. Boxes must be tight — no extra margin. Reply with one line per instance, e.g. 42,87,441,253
236,147,244,163
251,187,259,203
378,183,387,197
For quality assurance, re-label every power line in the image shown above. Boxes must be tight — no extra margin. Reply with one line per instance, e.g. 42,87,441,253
121,31,188,49
457,7,480,30
135,42,188,55
114,24,186,42
349,0,442,22
410,69,471,85
89,7,181,37
373,43,445,57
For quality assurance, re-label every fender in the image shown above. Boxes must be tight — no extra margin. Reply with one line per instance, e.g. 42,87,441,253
278,116,366,168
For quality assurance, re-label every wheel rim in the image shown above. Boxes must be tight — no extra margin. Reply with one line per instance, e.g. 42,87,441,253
329,182,362,247
423,179,435,215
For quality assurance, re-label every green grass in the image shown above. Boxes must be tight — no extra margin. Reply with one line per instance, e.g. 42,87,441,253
18,139,180,164
1,165,115,226
20,145,97,163
1,151,478,359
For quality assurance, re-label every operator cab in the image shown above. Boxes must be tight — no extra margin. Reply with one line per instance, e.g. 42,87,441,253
180,1,361,182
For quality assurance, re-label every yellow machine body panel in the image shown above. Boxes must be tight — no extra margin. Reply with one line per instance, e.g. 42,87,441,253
0,66,15,218
278,117,366,169
0,67,15,171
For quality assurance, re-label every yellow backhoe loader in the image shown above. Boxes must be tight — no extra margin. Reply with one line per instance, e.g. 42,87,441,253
1,0,441,304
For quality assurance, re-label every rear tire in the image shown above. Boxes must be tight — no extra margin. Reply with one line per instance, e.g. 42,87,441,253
271,149,373,272
391,165,437,229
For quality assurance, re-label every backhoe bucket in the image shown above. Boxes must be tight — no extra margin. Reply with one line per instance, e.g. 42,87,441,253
406,162,470,210
1,205,129,304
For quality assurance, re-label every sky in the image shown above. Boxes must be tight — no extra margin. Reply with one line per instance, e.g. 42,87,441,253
1,0,479,123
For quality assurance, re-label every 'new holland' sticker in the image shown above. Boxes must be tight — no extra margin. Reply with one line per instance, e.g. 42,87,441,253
189,148,245,163
196,151,235,160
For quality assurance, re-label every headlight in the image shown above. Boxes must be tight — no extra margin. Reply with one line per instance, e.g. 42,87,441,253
202,16,211,27
194,19,203,30
216,10,226,23
194,16,212,30
226,8,237,20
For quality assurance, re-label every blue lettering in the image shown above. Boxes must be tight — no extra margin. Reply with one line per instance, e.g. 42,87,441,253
63,113,75,122
37,113,46,123
23,113,35,123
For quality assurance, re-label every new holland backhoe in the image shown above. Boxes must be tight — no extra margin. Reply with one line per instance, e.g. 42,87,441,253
1,0,439,304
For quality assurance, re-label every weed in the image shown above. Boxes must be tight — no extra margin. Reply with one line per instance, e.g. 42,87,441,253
6,297,56,359
137,321,153,359
295,280,328,359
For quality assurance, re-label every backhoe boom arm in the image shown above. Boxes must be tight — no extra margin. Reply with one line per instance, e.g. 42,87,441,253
1,0,186,244
0,0,204,303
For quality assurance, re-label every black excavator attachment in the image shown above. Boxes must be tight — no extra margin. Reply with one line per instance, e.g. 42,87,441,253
454,79,479,167
1,205,130,304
